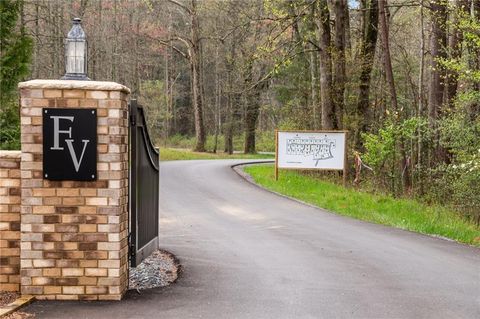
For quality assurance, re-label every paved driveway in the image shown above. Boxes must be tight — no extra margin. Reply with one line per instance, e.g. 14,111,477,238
26,160,480,318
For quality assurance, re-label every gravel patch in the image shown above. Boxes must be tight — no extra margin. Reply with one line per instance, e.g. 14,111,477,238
0,291,35,319
129,249,180,290
2,311,35,319
0,291,18,307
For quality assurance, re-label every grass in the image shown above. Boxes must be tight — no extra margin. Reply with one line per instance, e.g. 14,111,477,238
159,147,274,161
244,164,480,246
160,132,275,153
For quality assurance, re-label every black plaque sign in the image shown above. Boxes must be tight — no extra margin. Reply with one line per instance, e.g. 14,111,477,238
43,108,97,181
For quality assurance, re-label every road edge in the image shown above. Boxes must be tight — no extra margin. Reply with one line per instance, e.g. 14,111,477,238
232,161,480,248
231,161,336,212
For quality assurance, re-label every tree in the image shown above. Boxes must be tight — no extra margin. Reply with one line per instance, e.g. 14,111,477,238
355,0,379,150
378,0,411,191
0,0,32,150
316,0,336,130
427,0,447,160
333,0,347,129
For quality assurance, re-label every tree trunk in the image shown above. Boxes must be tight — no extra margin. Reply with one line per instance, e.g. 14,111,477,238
316,0,336,130
333,0,346,129
191,0,206,152
343,0,351,54
309,4,320,129
355,0,379,150
310,47,319,129
428,0,447,127
244,89,260,154
444,0,468,107
213,42,220,153
224,42,235,154
427,0,448,162
417,0,426,193
379,0,411,191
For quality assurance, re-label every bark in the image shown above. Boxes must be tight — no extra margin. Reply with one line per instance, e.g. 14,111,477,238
309,4,320,129
418,0,426,192
224,41,236,154
316,0,336,130
333,0,346,129
164,31,170,143
112,0,118,81
310,47,319,129
427,0,447,128
444,0,469,107
34,1,39,78
213,42,220,153
189,0,206,151
244,88,261,153
355,0,379,150
343,0,351,54
379,0,411,191
427,0,448,163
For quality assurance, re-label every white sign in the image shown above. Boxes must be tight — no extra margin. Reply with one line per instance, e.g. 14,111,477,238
276,131,346,170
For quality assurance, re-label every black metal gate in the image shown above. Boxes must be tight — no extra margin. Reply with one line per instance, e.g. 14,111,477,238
129,99,159,267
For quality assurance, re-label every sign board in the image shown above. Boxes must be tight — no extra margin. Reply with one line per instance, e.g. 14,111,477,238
43,108,97,181
275,130,347,182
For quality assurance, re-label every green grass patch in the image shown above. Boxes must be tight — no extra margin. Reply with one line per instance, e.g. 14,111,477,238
160,148,274,161
244,164,480,246
160,132,275,153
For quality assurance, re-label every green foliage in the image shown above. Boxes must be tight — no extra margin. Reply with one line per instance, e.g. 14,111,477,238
138,80,170,141
439,91,480,157
440,6,480,83
245,164,480,246
0,0,32,98
0,99,20,150
0,0,33,150
362,117,429,172
428,92,480,223
362,123,396,171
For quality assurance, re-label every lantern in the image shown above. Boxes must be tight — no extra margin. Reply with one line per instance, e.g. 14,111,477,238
61,18,90,80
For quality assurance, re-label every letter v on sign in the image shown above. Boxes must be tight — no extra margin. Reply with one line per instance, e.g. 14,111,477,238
65,139,90,172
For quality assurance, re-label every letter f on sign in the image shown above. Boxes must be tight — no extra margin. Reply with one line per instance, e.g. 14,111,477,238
50,116,74,150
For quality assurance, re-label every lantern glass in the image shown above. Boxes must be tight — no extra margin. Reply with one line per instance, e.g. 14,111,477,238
62,18,90,80
65,40,86,74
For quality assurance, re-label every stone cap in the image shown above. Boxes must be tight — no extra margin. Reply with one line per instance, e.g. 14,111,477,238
18,79,130,94
0,150,21,159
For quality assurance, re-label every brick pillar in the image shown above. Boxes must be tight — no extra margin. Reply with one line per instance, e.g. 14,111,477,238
0,151,21,292
18,80,130,300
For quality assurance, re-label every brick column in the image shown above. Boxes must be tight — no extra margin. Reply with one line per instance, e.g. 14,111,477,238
0,151,21,292
18,80,130,300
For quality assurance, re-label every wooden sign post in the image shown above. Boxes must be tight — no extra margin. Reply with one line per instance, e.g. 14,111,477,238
275,130,348,186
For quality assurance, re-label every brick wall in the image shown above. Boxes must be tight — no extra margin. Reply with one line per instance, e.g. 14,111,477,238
18,80,130,300
0,151,21,292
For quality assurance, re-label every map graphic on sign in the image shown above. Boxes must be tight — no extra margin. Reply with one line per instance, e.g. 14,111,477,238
277,131,346,170
286,135,336,166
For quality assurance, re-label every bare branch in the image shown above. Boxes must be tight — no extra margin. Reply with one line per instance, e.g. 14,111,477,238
157,40,189,59
166,0,192,15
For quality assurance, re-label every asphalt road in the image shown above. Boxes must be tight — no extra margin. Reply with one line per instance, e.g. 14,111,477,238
27,160,480,318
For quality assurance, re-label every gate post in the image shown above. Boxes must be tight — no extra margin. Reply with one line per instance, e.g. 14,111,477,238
18,80,130,300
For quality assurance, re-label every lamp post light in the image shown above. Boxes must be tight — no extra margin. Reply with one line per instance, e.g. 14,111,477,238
61,18,90,80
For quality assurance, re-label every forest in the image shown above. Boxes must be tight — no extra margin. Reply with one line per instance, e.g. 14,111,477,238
0,0,479,222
